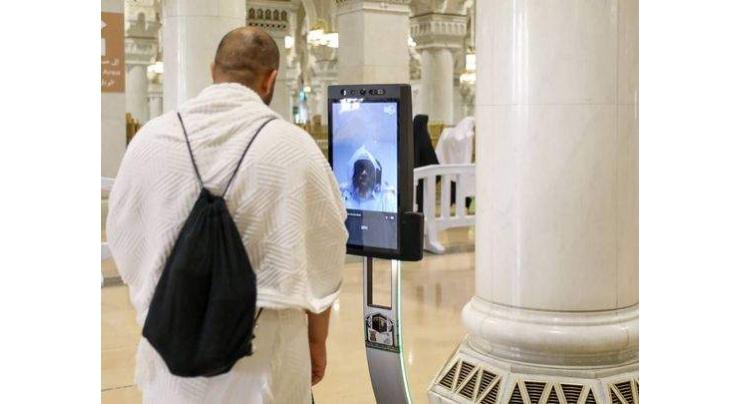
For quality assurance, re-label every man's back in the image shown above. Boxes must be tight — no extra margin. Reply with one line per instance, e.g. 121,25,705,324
106,83,348,403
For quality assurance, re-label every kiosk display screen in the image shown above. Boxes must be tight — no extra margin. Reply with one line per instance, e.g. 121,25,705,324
331,99,400,252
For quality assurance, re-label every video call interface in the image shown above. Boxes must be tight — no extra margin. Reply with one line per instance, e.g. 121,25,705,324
331,99,399,252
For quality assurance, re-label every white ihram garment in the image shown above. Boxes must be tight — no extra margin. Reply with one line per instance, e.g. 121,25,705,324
434,116,476,198
435,116,474,165
106,83,348,403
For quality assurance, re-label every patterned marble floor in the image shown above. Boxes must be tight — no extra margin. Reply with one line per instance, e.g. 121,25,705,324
101,228,475,403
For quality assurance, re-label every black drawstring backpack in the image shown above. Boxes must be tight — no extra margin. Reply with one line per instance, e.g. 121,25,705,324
142,112,275,377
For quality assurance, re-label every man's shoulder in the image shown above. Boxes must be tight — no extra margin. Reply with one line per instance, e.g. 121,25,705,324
128,112,178,146
256,119,325,163
266,119,316,146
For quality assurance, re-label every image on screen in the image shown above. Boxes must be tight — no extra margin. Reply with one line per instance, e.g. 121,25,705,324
332,99,399,251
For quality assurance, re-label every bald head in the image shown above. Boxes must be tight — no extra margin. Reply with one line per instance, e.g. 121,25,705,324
212,27,280,104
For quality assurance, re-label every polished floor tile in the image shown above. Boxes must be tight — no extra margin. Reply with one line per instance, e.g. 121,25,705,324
101,386,141,404
101,228,475,403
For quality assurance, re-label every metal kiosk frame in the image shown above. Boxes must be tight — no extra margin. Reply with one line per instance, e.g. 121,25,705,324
363,257,412,404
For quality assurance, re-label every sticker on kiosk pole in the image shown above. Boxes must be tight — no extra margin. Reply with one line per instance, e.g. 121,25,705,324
365,312,399,353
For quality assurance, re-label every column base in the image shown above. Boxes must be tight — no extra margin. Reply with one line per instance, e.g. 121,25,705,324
429,298,638,403
428,337,638,404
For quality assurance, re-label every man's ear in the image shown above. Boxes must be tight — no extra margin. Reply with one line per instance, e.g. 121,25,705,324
264,69,278,94
210,62,217,82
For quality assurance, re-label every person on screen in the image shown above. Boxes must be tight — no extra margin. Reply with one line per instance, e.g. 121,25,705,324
106,27,347,404
340,145,396,212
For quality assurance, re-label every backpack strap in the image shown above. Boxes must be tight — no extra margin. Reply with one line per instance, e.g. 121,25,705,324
222,117,277,197
176,112,277,196
176,112,204,189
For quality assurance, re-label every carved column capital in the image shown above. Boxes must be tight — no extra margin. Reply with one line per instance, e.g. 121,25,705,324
410,12,467,51
335,0,410,15
125,37,158,66
125,0,160,66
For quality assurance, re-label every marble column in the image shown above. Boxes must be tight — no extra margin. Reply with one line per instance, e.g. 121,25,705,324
124,2,159,124
410,13,466,125
125,63,150,123
310,45,338,126
287,81,301,123
246,0,300,120
459,80,474,119
452,78,463,123
148,80,163,119
162,0,245,112
335,0,410,84
429,1,639,403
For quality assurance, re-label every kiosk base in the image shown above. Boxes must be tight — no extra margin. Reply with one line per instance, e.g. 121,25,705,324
363,257,412,404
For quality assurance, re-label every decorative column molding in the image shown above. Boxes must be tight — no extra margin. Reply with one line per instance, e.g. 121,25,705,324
125,1,159,124
247,0,301,120
335,0,410,84
335,0,411,14
410,12,467,51
410,12,466,125
246,0,295,35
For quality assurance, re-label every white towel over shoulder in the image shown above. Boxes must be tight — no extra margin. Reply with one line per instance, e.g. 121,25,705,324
106,83,348,403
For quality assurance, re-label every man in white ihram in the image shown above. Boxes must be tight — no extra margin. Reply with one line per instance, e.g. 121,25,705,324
106,27,348,403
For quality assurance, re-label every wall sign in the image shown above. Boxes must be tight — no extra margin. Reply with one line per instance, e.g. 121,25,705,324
101,12,125,93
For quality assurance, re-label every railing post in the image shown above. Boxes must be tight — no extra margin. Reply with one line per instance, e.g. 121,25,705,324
423,174,443,253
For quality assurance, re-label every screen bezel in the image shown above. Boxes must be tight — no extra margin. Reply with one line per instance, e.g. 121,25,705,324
328,97,402,256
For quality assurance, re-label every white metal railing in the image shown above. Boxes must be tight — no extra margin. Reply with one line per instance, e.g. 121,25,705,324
413,164,476,254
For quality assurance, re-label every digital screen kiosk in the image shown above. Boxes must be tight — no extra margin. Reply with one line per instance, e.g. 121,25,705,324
328,84,422,261
329,83,422,404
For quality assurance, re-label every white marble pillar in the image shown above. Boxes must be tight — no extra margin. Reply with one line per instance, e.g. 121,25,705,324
272,35,293,120
148,80,163,119
452,78,464,124
459,80,474,119
125,63,149,123
162,0,245,112
429,1,638,403
310,45,337,126
410,13,466,125
124,2,159,124
246,0,300,120
287,81,301,123
336,0,410,84
315,78,334,126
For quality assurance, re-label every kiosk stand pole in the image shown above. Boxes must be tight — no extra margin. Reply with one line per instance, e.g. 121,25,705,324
362,257,412,404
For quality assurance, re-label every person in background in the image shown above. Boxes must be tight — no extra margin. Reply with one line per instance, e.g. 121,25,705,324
106,27,348,404
413,114,440,212
435,116,475,209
